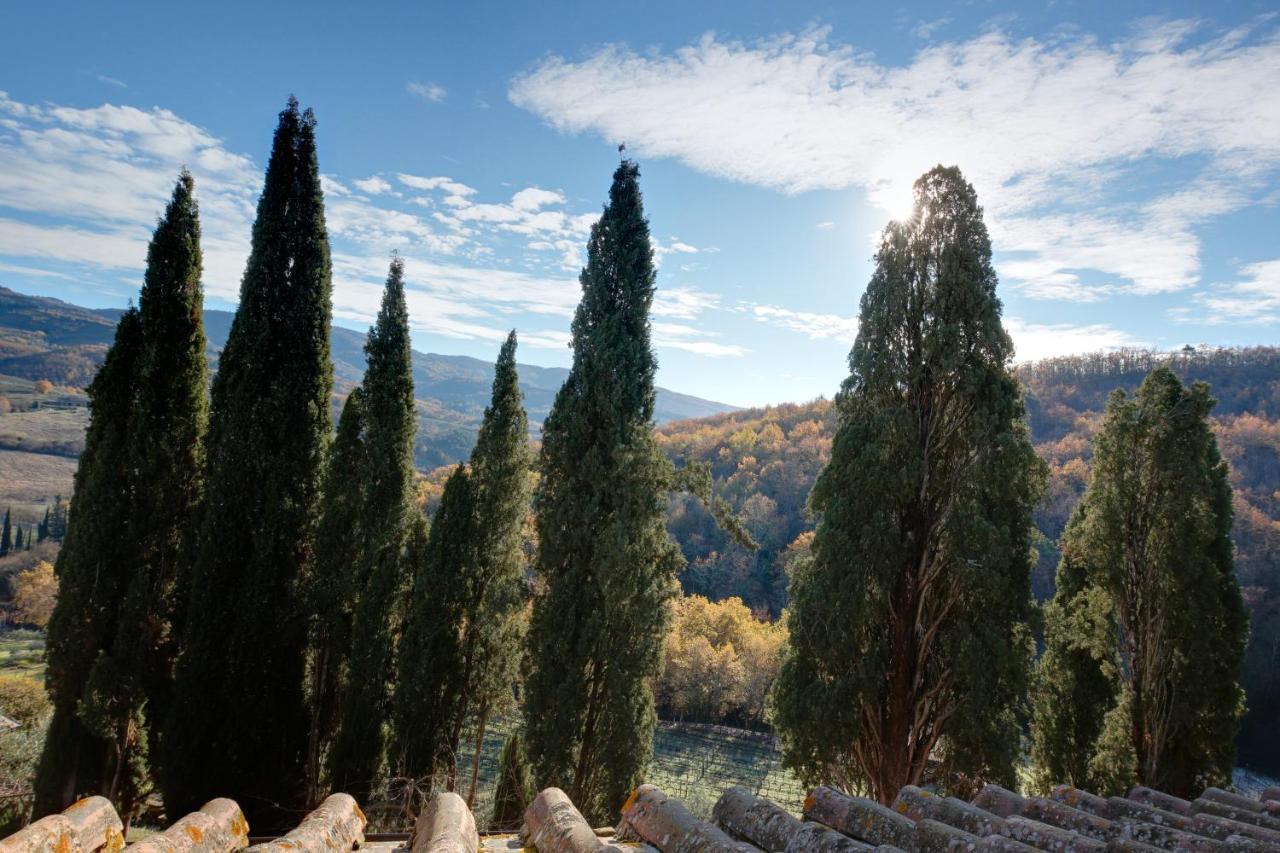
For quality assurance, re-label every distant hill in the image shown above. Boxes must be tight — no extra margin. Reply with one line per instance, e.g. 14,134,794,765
0,286,737,467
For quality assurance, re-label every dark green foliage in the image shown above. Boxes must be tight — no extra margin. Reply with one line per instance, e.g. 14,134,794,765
330,258,417,800
1031,369,1248,797
13,527,23,550
303,387,367,803
37,508,47,543
773,166,1044,805
392,465,475,790
392,332,532,798
91,171,206,812
523,161,684,823
490,732,534,832
164,98,332,828
48,497,67,540
34,309,144,815
1,508,11,556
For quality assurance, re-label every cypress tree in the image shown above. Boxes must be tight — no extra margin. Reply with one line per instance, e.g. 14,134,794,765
489,732,534,832
522,160,684,823
1031,369,1248,796
329,258,416,801
38,508,48,542
393,464,475,795
164,98,332,827
391,332,531,797
88,171,207,809
34,309,144,815
14,526,24,551
773,166,1045,804
49,495,67,540
303,387,368,804
1,507,11,556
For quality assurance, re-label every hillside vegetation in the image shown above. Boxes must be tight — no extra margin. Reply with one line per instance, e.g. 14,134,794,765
657,345,1280,775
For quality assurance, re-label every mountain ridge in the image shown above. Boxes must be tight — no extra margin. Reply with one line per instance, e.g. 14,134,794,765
0,285,738,466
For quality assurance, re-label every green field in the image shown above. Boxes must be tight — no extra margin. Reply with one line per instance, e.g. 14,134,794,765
0,630,45,679
418,716,803,832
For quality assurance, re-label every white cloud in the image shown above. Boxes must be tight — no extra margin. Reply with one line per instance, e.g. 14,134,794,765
512,187,565,211
509,20,1280,299
653,286,720,319
742,303,859,342
652,322,746,357
397,173,477,196
1191,259,1280,324
815,220,835,230
1004,317,1147,363
96,74,128,89
354,175,392,195
406,81,447,103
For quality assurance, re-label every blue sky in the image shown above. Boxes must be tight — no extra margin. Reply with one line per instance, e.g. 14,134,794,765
1,1,1278,407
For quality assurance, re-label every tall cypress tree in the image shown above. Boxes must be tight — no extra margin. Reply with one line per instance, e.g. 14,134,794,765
1,507,11,556
391,332,531,796
522,160,684,823
93,171,207,804
34,309,144,815
773,166,1045,804
392,464,475,795
303,387,368,804
34,171,208,816
1031,369,1247,797
329,258,416,801
164,98,332,827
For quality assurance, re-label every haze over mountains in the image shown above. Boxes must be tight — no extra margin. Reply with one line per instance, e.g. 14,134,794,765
0,286,736,467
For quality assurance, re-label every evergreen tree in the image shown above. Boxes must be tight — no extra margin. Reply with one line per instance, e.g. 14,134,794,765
85,171,207,810
1031,368,1248,797
164,98,333,827
522,160,684,823
303,387,368,804
37,508,48,542
773,166,1045,804
14,526,24,551
489,732,534,832
1,507,11,556
329,258,417,801
392,464,475,796
34,309,144,815
48,495,67,540
391,332,531,797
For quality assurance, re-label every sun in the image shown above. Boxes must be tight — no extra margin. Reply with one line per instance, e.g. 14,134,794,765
875,174,919,224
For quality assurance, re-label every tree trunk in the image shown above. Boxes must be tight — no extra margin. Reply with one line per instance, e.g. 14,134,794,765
466,702,490,808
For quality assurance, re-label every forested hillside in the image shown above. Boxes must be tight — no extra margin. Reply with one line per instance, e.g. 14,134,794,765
657,345,1280,775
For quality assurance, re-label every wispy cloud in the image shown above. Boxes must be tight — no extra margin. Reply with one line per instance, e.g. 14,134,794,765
1004,317,1147,363
1188,260,1280,324
406,81,447,103
354,176,393,195
0,91,717,354
509,19,1280,302
741,303,859,342
96,74,128,89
